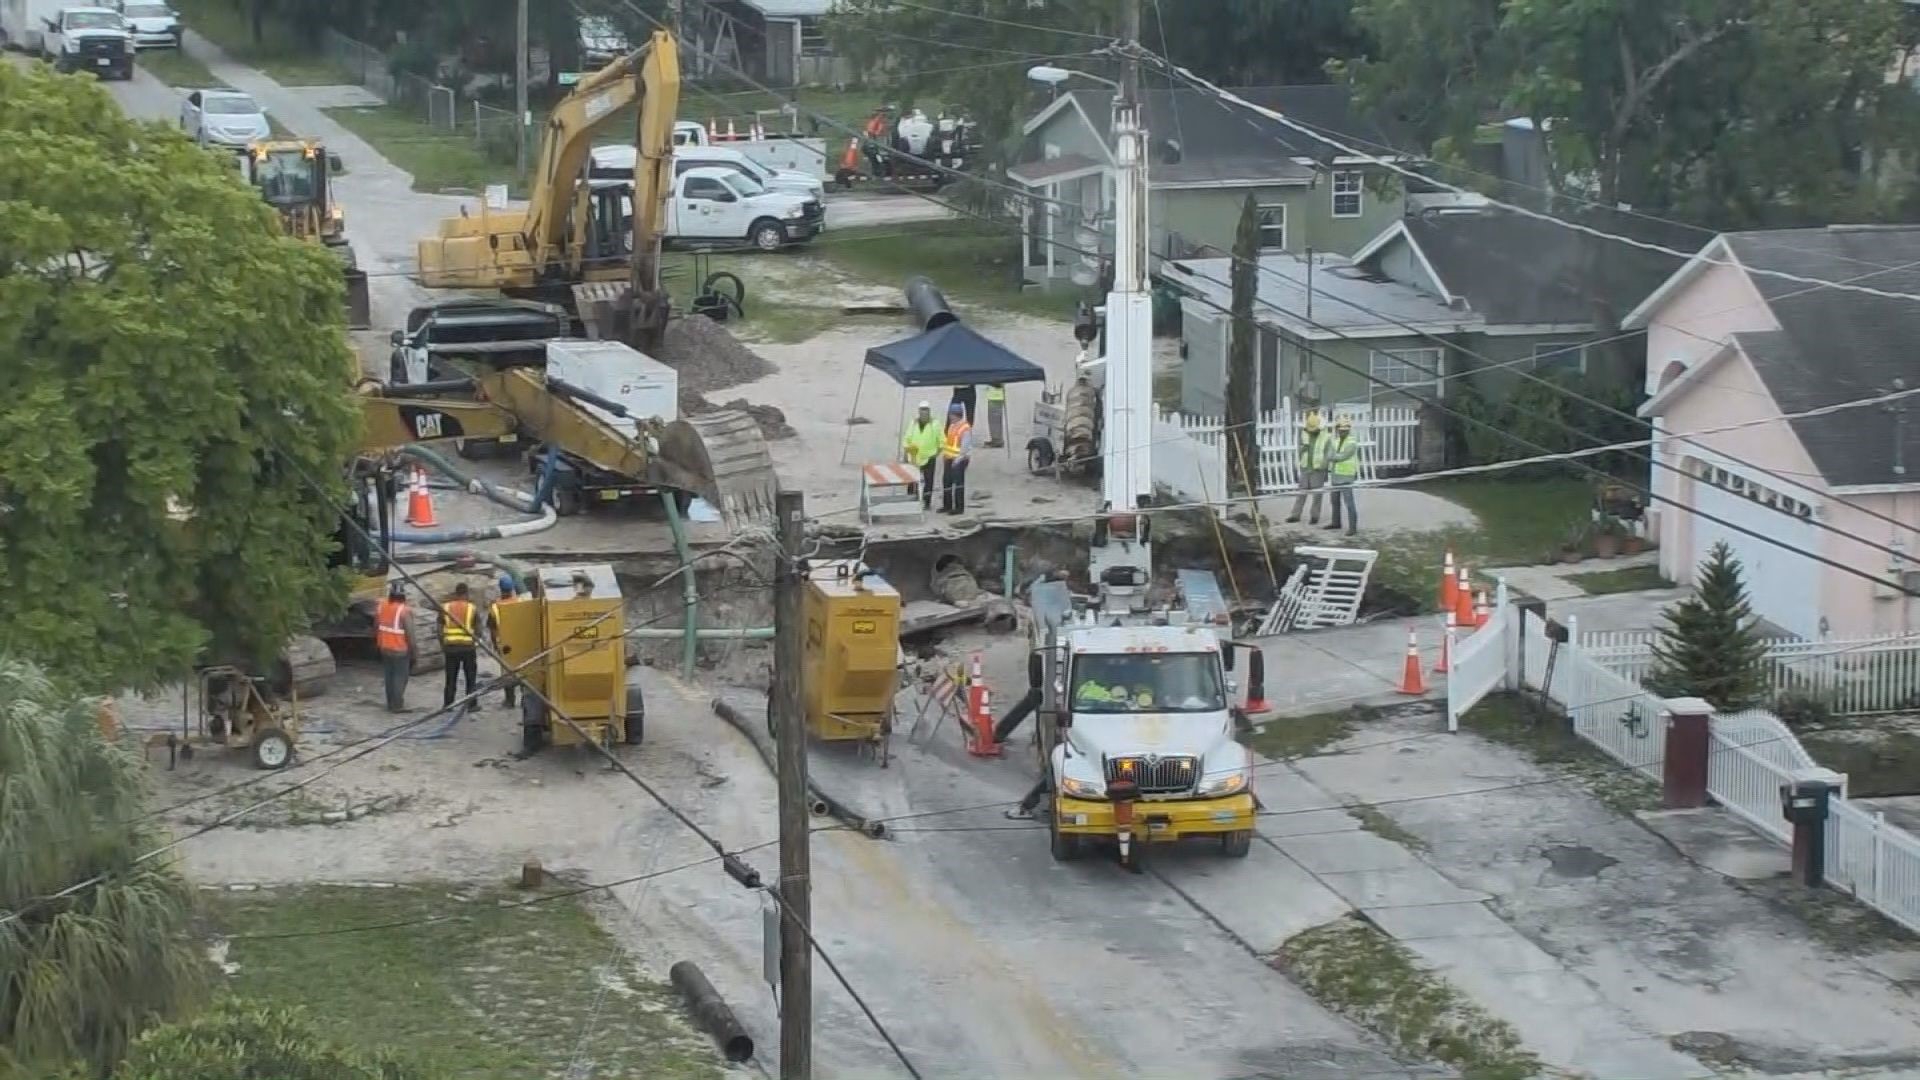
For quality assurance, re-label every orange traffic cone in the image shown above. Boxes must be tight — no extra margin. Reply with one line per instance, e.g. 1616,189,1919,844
1473,589,1491,628
1433,611,1455,674
724,118,739,141
1398,629,1428,695
1453,566,1474,629
406,466,438,528
1440,549,1457,613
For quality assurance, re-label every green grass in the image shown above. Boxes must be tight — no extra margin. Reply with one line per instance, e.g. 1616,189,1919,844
1276,917,1540,1079
1369,477,1592,612
324,104,509,195
136,47,223,88
1566,564,1672,595
1461,693,1660,817
205,884,723,1079
1242,706,1366,760
171,0,352,85
1799,728,1920,799
1350,804,1430,853
816,220,1088,323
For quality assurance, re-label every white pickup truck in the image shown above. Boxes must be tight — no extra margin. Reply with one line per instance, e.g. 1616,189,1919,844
42,5,132,79
595,165,820,252
673,119,830,182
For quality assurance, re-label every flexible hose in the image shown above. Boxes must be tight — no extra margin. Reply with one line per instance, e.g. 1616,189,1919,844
389,443,558,544
710,697,889,840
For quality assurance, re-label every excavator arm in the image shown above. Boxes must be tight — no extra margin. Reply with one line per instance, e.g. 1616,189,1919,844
357,380,523,451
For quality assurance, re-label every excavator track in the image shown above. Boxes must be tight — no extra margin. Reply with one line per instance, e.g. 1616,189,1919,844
276,634,338,700
657,410,780,530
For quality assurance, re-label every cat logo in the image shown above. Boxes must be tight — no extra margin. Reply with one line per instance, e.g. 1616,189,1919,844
851,619,877,635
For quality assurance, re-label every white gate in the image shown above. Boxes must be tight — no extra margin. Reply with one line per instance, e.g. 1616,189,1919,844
1151,399,1419,502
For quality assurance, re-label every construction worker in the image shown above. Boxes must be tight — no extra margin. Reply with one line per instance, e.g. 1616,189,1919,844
440,581,480,709
1326,415,1360,536
375,583,414,713
1285,410,1331,525
949,384,977,425
900,400,941,511
1073,680,1117,708
488,576,521,710
939,401,973,515
984,383,1007,448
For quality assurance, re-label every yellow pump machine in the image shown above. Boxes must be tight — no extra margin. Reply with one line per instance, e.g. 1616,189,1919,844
494,563,645,754
796,560,903,765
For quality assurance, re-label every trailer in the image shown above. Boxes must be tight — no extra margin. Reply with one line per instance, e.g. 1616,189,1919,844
1,0,64,52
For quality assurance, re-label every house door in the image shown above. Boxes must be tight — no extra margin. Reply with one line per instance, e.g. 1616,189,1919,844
1687,461,1823,639
1258,330,1279,412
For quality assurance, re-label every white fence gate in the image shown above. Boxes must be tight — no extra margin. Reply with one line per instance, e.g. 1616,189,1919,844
1580,629,1920,717
1151,399,1419,502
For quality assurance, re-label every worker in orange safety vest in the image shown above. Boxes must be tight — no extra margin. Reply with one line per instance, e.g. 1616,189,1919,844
939,401,973,515
375,583,415,713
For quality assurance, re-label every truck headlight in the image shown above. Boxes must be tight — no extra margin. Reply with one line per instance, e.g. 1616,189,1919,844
783,205,804,220
1059,776,1103,799
1197,768,1248,796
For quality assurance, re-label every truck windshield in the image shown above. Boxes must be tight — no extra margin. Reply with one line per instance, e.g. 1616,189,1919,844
1070,653,1226,713
721,172,765,198
67,11,125,28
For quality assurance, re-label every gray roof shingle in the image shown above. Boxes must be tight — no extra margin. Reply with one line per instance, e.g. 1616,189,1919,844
1721,227,1920,488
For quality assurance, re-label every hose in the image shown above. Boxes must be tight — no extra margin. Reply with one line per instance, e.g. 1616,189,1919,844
710,697,889,840
389,443,558,544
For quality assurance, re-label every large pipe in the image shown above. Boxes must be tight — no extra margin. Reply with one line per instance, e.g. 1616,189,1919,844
668,960,754,1063
710,697,889,839
661,490,699,680
389,443,558,544
930,553,981,605
904,275,957,331
627,627,773,640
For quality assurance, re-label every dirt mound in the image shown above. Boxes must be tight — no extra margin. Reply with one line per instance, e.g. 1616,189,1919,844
656,314,775,394
679,390,794,441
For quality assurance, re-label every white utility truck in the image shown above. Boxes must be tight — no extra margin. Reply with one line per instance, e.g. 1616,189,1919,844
594,166,819,252
673,118,829,181
40,5,130,78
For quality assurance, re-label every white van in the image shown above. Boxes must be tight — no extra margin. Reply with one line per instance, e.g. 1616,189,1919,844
590,142,825,203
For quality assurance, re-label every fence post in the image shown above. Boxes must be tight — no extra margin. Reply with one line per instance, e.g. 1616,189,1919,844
1661,696,1713,809
1782,772,1843,889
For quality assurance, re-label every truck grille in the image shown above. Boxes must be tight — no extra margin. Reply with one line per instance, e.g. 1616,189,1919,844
802,199,823,223
80,37,127,57
1106,754,1198,796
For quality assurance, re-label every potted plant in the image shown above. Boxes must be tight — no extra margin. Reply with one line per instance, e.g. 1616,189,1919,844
1593,515,1626,558
1620,524,1647,556
1557,521,1591,563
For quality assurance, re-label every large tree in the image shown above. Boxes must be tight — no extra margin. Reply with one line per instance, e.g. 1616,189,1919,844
1646,541,1772,711
1344,0,1920,225
0,64,359,693
0,661,205,1076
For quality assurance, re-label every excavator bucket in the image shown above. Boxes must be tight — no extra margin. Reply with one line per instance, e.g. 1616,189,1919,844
656,410,780,530
344,266,371,329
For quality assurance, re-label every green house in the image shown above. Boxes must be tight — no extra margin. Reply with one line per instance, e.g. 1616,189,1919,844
1008,85,1417,285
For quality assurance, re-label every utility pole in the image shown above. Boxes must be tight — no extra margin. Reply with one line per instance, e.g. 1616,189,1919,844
772,489,812,1080
515,0,529,180
1121,0,1140,105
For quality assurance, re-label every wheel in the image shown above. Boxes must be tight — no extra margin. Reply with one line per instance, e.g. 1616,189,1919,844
553,482,585,517
251,727,293,770
1026,437,1056,474
520,694,548,754
1221,830,1252,858
748,219,785,252
521,723,547,754
623,710,644,745
1047,802,1082,862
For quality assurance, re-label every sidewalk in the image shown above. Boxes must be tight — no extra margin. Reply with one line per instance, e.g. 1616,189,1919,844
1275,705,1920,1078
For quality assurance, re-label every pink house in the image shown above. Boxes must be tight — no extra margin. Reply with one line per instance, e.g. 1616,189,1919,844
1624,226,1920,641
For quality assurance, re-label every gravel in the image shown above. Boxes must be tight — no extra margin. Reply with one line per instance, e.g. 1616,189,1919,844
655,314,775,394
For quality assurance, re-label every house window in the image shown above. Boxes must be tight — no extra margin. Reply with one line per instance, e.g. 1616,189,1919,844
1332,170,1364,218
1368,347,1442,397
1256,204,1287,251
1531,341,1588,373
799,18,830,55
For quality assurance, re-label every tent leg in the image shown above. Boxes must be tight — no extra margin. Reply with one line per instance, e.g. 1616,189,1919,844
839,365,869,465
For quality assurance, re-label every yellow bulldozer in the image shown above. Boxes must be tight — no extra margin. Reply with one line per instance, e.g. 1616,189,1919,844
239,139,372,329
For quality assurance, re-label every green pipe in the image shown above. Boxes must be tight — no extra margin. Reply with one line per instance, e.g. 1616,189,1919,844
661,491,700,680
629,627,774,640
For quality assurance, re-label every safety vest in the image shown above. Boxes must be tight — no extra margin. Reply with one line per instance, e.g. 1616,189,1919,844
1074,683,1113,705
941,419,971,460
375,599,409,655
1301,430,1331,470
1329,434,1360,479
442,600,478,647
984,384,1006,403
902,420,940,467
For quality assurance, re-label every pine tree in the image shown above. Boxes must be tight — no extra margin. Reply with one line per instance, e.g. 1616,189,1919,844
1646,542,1771,710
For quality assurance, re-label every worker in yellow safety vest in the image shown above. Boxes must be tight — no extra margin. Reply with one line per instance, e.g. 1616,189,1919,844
1074,680,1118,707
375,582,415,713
1285,410,1331,526
1326,415,1360,536
984,383,1007,448
900,400,942,511
487,576,522,710
939,401,973,515
440,581,480,709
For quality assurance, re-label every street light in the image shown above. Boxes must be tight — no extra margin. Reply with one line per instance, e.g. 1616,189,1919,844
1027,65,1119,90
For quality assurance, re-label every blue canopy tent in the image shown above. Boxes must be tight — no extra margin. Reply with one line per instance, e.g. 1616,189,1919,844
841,321,1048,463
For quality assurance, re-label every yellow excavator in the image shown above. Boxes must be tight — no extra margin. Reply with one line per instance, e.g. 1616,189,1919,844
416,32,681,350
239,139,372,329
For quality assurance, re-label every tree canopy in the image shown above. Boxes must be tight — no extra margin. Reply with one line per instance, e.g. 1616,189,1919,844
0,64,359,692
1343,0,1920,225
0,661,205,1076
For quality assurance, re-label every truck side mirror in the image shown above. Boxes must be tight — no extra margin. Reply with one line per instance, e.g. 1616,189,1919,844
327,152,344,174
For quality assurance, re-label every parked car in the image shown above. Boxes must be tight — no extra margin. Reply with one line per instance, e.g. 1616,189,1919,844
114,0,178,48
179,88,270,147
41,6,131,79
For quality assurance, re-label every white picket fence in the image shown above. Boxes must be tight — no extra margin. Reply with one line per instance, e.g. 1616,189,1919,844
1151,399,1419,502
1500,612,1920,935
1445,579,1514,731
1580,629,1920,717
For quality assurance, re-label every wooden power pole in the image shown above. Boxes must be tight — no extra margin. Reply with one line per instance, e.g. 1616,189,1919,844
772,489,812,1080
1121,0,1141,104
514,0,529,179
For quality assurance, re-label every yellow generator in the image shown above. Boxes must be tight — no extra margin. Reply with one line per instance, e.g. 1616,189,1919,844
495,564,645,754
798,560,902,765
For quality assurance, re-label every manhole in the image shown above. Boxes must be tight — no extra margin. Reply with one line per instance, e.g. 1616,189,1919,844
1542,844,1618,878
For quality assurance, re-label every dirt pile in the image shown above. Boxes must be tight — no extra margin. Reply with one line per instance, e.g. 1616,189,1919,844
656,314,775,394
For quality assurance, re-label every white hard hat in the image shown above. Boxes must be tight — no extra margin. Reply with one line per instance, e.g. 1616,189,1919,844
917,400,931,410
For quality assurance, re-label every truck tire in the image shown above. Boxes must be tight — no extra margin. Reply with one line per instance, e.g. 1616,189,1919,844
1221,830,1253,858
1047,804,1082,862
748,218,785,252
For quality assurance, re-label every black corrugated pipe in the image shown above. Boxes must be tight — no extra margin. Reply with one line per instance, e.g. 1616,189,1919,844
905,275,958,331
669,961,754,1062
710,697,888,839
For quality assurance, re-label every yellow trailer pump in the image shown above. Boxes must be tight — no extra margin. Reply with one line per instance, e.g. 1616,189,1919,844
494,563,645,753
791,560,901,765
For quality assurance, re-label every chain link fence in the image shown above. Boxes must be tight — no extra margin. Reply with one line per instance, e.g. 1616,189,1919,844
471,101,520,166
320,28,457,132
